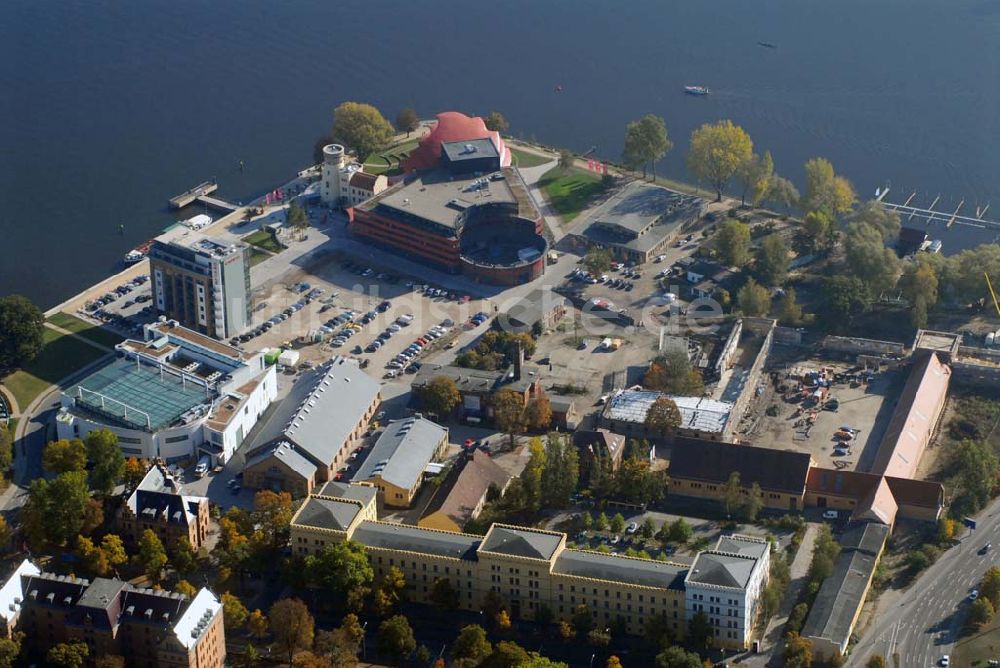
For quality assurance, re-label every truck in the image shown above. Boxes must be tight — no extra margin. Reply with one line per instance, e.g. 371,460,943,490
194,455,211,478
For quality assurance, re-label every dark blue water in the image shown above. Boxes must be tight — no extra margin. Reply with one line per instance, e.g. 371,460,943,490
2,0,999,308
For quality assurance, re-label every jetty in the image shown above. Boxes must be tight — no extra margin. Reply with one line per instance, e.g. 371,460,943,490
168,181,218,209
875,186,998,231
194,194,239,213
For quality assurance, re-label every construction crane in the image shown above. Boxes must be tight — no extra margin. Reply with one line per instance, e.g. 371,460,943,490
985,272,1000,317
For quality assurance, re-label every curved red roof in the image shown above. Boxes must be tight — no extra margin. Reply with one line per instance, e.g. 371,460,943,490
403,111,510,172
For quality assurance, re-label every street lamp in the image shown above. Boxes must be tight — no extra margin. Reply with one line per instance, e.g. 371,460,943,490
361,621,368,658
590,653,596,668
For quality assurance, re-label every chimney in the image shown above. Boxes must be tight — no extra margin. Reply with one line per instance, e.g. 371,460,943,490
513,343,524,380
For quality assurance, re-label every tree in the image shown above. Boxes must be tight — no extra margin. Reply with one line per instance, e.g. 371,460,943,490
287,202,308,235
665,517,692,544
247,608,269,641
271,598,315,665
595,512,609,531
304,540,374,593
737,278,772,316
715,220,751,267
740,482,764,521
483,640,531,668
644,397,682,437
606,656,624,668
484,111,509,133
43,438,87,474
416,376,462,418
373,566,407,616
622,114,672,180
170,536,197,576
571,604,594,636
253,490,294,549
641,517,656,540
787,602,810,633
587,628,611,648
395,108,419,136
899,257,939,313
495,608,512,632
0,295,44,374
777,287,804,326
175,580,198,598
755,234,790,286
222,592,249,631
737,151,774,207
123,457,147,489
849,200,901,242
76,536,109,577
722,472,743,517
655,646,702,668
687,120,753,201
558,620,575,641
970,597,996,628
643,350,703,396
845,222,900,295
865,656,887,668
610,513,626,534
0,516,10,554
431,577,460,611
378,615,416,666
492,389,527,446
766,175,800,209
800,210,836,254
0,425,12,478
584,247,614,276
21,470,90,547
822,276,873,329
950,439,999,516
784,632,813,668
84,429,125,495
558,149,575,172
540,435,579,509
136,529,167,582
802,157,855,216
331,101,394,160
46,642,89,668
979,567,1000,608
452,624,492,666
525,396,553,432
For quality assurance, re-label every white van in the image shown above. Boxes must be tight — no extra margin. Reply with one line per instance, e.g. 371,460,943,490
194,455,210,478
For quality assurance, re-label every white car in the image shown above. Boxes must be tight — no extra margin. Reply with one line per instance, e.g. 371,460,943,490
940,656,949,667
822,510,838,520
626,522,638,534
969,589,979,601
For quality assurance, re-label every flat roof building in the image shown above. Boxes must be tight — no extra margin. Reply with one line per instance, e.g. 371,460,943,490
600,389,734,441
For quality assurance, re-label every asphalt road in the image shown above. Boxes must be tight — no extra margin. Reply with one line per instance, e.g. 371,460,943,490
851,497,1000,667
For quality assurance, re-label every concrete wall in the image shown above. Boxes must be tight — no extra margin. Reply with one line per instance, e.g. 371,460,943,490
820,336,905,357
725,318,775,439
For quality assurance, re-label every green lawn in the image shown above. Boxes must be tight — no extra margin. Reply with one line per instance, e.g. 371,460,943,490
953,615,1000,667
248,247,271,267
1,328,109,409
538,166,606,222
510,148,553,168
243,230,286,254
47,313,124,349
363,138,419,175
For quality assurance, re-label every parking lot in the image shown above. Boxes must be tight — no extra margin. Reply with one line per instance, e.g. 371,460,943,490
77,273,157,338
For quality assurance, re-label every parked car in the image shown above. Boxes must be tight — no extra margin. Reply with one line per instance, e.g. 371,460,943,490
822,510,839,520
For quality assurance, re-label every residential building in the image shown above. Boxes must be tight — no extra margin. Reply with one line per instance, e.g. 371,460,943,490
319,144,388,207
56,320,276,464
599,389,735,441
412,356,542,425
572,429,626,485
802,523,889,658
419,449,513,532
684,535,770,650
2,560,224,667
352,417,449,508
117,463,211,550
149,228,251,339
548,395,580,431
243,356,380,496
685,260,737,299
497,288,568,333
573,181,705,264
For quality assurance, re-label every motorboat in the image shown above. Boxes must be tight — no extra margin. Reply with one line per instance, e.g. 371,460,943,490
684,86,709,96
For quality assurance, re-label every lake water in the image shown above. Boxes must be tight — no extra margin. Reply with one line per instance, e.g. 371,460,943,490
2,0,999,308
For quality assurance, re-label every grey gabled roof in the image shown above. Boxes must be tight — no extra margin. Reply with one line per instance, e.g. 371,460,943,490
294,497,361,532
352,417,447,491
685,552,757,589
553,550,687,591
351,521,481,560
245,441,318,481
479,525,563,561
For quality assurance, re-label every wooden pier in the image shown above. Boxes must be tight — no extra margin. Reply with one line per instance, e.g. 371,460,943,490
168,181,218,209
875,186,998,231
194,194,239,213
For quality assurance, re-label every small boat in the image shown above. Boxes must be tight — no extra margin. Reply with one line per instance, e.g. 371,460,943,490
554,84,564,92
684,86,709,96
758,41,777,49
123,250,145,264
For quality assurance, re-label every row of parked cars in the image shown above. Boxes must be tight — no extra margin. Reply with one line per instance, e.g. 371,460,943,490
569,269,635,291
408,282,471,303
384,320,455,377
85,275,150,312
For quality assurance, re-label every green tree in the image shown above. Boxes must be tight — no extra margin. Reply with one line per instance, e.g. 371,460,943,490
722,471,743,517
571,604,594,636
252,489,294,549
737,151,774,207
970,597,995,628
521,437,547,511
616,457,666,507
21,470,90,547
378,615,417,666
740,482,764,521
687,610,713,650
822,276,872,330
222,592,249,631
584,247,614,276
286,203,308,233
787,602,810,633
0,632,22,668
715,219,752,267
45,642,89,668
802,157,855,216
304,540,374,593
136,529,168,582
665,517,693,544
558,148,575,172
373,565,407,616
737,278,772,316
654,646,702,668
777,287,804,326
417,376,462,418
175,580,198,598
43,438,87,474
849,200,901,242
641,517,656,540
644,396,682,436
484,111,509,133
643,350,703,395
610,513,626,534
951,439,1000,516
899,257,939,314
84,428,125,495
270,598,315,666
76,536,109,576
622,114,672,180
452,624,492,666
331,101,394,160
595,512,609,531
247,608,269,641
755,234,790,286
0,295,44,374
845,222,901,295
784,632,813,668
687,120,754,201
766,175,800,209
540,434,579,509
492,389,527,447
800,210,836,254
395,108,420,136
979,567,1000,608
170,536,197,576
0,425,13,477
587,628,611,648
429,577,460,612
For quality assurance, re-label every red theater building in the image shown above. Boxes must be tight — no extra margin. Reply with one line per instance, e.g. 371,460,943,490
348,114,546,286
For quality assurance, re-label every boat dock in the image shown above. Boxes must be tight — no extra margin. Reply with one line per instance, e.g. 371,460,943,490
168,181,218,209
194,194,239,213
875,186,998,231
